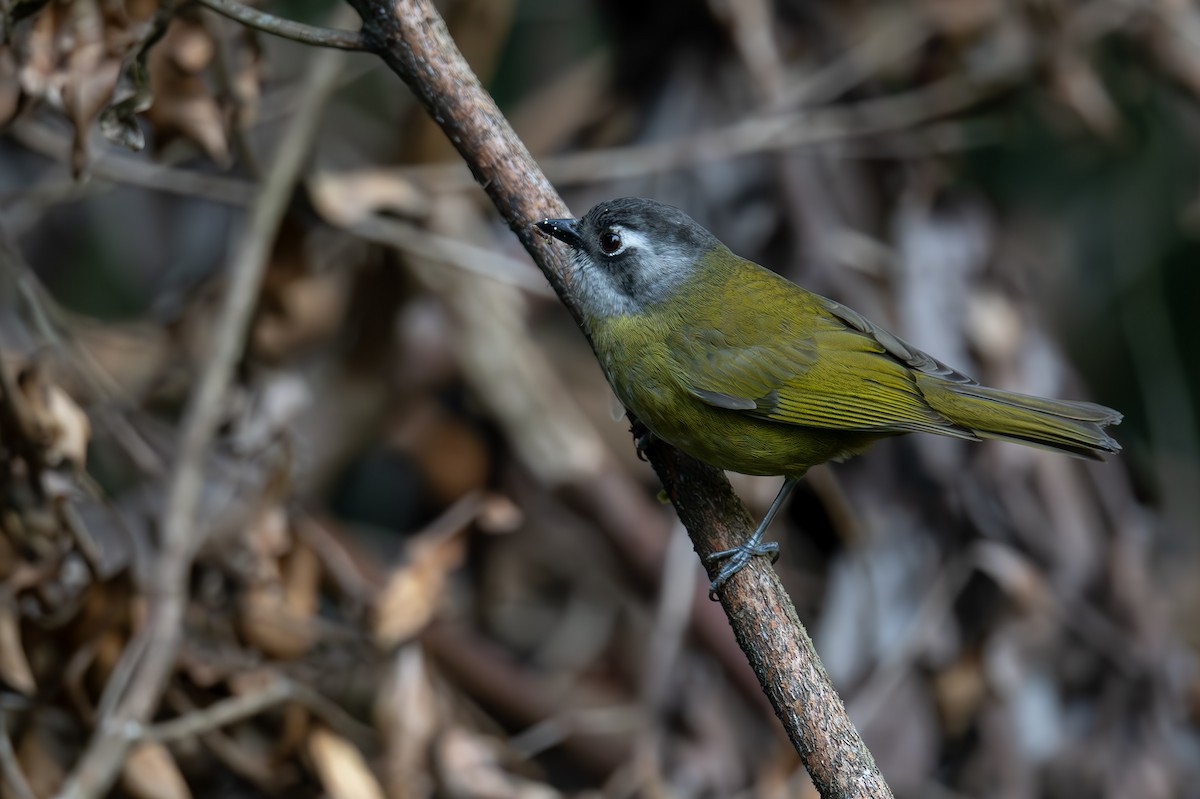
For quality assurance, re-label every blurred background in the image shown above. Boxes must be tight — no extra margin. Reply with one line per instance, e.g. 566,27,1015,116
1,0,1199,796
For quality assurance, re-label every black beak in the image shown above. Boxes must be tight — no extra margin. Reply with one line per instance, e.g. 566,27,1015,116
536,217,583,249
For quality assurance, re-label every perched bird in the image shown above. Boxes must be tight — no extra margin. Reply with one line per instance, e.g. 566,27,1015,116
536,198,1121,594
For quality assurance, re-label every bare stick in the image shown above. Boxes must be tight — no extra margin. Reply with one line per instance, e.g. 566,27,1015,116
197,0,366,50
53,24,353,799
146,680,295,744
146,676,373,746
344,1,891,795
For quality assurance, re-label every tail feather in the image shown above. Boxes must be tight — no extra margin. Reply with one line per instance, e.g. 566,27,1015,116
916,376,1122,460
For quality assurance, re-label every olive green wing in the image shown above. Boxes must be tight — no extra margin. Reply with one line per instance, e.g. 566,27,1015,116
674,289,980,439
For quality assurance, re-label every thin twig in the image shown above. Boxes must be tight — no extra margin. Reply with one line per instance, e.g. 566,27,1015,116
7,122,552,297
53,18,353,799
345,0,892,795
196,0,366,50
162,687,283,791
146,679,293,743
146,675,373,746
6,120,257,206
400,75,1008,192
384,0,1132,194
343,213,554,297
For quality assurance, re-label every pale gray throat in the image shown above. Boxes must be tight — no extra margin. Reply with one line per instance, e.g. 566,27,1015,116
569,249,640,319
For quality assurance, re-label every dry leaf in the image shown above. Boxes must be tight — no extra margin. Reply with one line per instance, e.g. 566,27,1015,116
933,651,988,737
145,17,230,165
973,541,1052,615
11,722,65,799
18,364,91,468
966,289,1021,364
92,628,128,693
122,742,192,799
436,727,560,799
476,494,524,535
229,374,313,453
276,702,311,762
1049,50,1121,138
307,727,386,799
252,270,349,362
245,504,291,582
920,0,1004,38
309,169,431,228
283,540,321,619
372,529,466,648
69,323,173,405
395,408,491,506
421,417,490,506
238,582,318,660
236,507,321,660
226,26,263,131
376,645,439,799
11,0,159,171
0,603,36,696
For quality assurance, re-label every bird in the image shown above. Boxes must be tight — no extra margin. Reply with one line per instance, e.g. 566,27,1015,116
535,198,1122,595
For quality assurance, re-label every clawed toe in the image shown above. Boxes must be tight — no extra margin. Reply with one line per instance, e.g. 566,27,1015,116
705,539,780,599
630,422,655,462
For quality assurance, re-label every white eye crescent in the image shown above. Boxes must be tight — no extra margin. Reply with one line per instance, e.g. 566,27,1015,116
598,228,626,256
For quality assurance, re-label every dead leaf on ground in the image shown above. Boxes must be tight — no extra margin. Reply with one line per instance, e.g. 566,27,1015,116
376,645,439,799
309,169,431,228
244,504,291,583
393,404,491,506
252,269,349,362
0,602,36,696
238,582,318,660
307,726,386,799
18,364,90,469
10,720,66,799
145,16,230,165
236,510,320,660
436,727,560,799
282,540,321,620
477,493,524,535
372,521,468,648
933,649,988,737
973,541,1052,616
11,0,160,171
122,741,193,799
1049,49,1121,139
920,0,1004,39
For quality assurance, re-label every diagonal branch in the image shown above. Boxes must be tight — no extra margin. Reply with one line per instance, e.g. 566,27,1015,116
342,0,892,796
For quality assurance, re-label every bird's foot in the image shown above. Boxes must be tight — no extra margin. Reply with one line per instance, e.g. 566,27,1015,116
704,539,780,600
630,421,655,462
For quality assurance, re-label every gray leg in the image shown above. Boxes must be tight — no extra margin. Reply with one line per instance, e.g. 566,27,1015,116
704,477,798,599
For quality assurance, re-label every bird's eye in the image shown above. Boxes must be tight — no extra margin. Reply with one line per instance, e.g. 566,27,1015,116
598,229,624,256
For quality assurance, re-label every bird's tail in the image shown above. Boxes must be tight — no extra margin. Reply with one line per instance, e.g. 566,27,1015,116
917,375,1122,460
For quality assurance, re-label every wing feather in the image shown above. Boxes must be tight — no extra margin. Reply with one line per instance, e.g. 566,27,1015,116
672,272,978,439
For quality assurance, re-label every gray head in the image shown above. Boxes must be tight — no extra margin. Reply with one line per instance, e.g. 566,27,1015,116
536,198,722,319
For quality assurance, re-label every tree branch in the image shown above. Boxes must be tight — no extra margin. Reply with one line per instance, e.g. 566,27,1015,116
343,0,892,795
196,0,366,50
